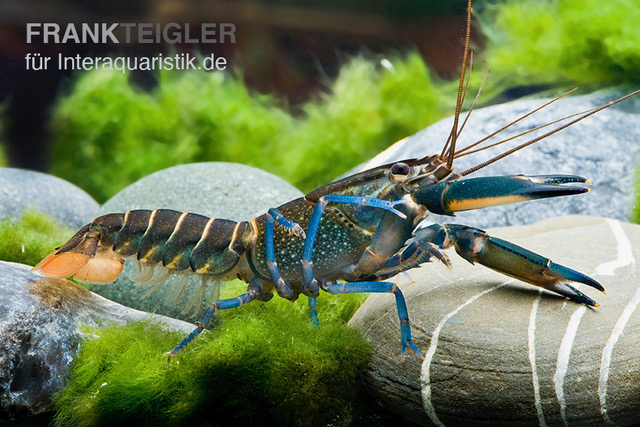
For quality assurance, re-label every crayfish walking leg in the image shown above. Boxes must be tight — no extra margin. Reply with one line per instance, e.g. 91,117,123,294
324,281,422,360
266,194,423,360
168,278,267,356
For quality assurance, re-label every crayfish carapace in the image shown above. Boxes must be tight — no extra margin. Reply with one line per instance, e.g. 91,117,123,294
32,0,639,359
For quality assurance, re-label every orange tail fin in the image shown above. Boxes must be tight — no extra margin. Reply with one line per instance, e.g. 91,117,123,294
31,251,90,277
31,249,124,284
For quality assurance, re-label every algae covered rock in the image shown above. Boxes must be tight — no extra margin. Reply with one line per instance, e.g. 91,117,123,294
349,215,640,425
89,162,304,322
0,261,192,421
352,89,640,228
0,167,99,229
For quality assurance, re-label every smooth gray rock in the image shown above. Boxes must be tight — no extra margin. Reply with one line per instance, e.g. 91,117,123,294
350,89,640,228
0,168,99,229
0,261,193,421
88,162,304,322
100,162,303,220
349,216,640,425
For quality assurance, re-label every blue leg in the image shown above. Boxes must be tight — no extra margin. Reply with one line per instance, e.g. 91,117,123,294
308,297,319,326
324,195,408,219
270,197,407,323
301,194,408,294
266,208,299,300
299,195,408,325
168,281,260,356
369,241,451,281
325,281,423,360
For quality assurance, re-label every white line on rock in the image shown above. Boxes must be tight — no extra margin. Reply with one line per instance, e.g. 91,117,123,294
528,290,547,427
421,281,510,427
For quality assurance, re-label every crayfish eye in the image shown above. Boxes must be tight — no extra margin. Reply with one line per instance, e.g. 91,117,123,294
389,162,411,182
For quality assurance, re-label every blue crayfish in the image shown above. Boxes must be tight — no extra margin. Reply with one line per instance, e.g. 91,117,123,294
32,1,639,360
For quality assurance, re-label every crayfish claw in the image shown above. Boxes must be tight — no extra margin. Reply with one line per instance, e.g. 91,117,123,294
291,224,306,238
443,224,604,307
545,282,600,307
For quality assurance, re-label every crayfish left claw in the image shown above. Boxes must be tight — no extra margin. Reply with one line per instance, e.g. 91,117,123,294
541,262,604,306
443,224,604,306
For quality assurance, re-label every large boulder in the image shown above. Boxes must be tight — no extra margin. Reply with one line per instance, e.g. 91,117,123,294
349,216,640,425
349,89,640,228
0,168,99,229
88,162,304,322
0,261,192,422
100,162,303,220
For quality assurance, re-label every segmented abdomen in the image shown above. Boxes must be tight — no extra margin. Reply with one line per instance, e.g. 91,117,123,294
83,209,252,276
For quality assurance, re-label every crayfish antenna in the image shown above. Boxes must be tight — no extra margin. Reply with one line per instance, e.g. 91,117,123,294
460,88,640,176
453,88,578,159
440,0,473,168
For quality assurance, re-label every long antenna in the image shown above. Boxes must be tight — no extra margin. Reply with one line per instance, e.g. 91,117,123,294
459,89,640,176
454,58,488,143
453,88,577,158
440,52,474,160
444,0,473,168
454,104,600,159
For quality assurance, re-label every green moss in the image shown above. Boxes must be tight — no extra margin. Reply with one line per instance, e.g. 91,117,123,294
51,53,447,202
632,170,640,224
0,145,5,167
285,54,448,189
0,210,72,266
54,284,371,426
477,0,640,91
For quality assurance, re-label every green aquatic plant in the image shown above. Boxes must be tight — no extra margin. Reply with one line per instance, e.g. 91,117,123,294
51,52,447,203
477,0,640,91
54,283,371,427
0,210,71,266
632,171,640,224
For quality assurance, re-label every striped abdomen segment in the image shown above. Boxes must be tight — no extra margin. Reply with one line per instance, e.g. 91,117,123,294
107,209,252,276
34,209,253,283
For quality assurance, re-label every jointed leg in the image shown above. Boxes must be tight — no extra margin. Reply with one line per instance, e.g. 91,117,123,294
168,278,264,356
265,208,303,300
266,196,408,324
325,281,422,360
368,240,451,281
300,194,407,295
